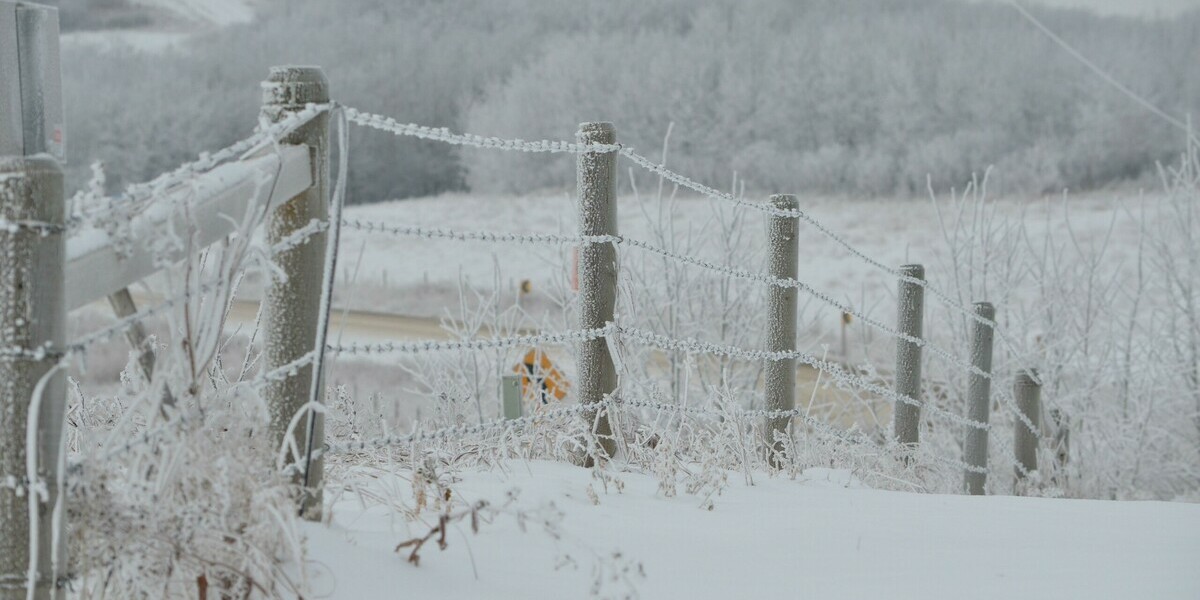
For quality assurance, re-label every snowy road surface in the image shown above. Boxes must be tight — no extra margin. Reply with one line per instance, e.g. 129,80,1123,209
216,298,863,422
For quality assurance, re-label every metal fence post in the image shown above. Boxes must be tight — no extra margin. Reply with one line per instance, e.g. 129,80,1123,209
963,302,995,495
765,194,798,462
501,375,522,420
1014,369,1042,491
260,66,330,520
0,155,66,600
893,264,925,448
575,122,618,462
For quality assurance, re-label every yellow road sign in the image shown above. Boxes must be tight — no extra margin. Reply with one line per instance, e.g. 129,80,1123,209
514,349,568,404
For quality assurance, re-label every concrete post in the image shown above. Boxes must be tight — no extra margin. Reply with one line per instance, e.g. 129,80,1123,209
893,264,925,447
0,155,66,600
501,375,522,420
260,66,330,520
1014,369,1042,490
575,122,618,462
764,194,799,462
963,302,995,495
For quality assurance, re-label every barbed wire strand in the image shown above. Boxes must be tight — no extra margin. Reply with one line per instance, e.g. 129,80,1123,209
71,103,332,229
336,218,992,380
327,321,988,433
321,392,991,478
1003,0,1195,139
337,104,1031,376
328,325,613,357
619,146,1035,364
344,107,620,154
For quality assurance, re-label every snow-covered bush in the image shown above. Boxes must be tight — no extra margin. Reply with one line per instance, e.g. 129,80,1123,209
461,0,1194,198
921,139,1200,500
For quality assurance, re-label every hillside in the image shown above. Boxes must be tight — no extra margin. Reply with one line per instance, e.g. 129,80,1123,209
54,0,1200,202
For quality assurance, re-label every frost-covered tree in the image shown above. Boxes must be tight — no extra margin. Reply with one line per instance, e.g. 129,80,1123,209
58,0,1200,201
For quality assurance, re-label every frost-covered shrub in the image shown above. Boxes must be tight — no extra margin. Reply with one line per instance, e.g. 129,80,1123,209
461,0,1198,198
69,393,303,598
921,141,1200,500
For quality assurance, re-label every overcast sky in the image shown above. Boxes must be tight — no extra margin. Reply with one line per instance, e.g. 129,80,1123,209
1022,0,1199,17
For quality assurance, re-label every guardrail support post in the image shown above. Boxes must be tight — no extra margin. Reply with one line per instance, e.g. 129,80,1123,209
106,288,175,416
963,302,995,495
764,194,799,465
1014,369,1042,493
893,264,925,449
260,66,330,521
0,155,67,600
575,122,618,463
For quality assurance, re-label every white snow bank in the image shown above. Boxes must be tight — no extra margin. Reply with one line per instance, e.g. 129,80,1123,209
304,460,1200,599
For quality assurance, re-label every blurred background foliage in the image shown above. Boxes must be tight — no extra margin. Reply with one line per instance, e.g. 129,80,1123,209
49,0,1200,201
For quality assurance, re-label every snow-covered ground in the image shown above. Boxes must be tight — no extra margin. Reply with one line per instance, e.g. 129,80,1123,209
305,460,1200,599
335,189,1144,321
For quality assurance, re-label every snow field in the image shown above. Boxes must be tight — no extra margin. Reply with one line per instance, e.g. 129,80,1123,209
306,460,1200,599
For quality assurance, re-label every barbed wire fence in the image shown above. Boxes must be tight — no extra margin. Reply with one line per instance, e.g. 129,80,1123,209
0,66,1055,596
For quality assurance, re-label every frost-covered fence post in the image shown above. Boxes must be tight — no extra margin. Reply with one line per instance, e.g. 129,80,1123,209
893,264,925,448
1014,370,1041,492
764,194,798,462
260,66,330,520
963,302,995,495
575,122,618,462
0,155,66,600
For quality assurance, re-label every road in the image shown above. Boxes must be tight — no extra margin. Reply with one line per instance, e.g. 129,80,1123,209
125,295,889,429
223,298,461,344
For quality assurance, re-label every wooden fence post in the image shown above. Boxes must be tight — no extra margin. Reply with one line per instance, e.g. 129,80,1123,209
260,66,330,520
1014,369,1042,492
0,155,66,600
575,122,618,462
963,302,995,495
765,194,798,463
893,264,925,448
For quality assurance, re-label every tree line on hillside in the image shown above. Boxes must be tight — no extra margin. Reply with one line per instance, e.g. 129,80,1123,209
59,0,1200,201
